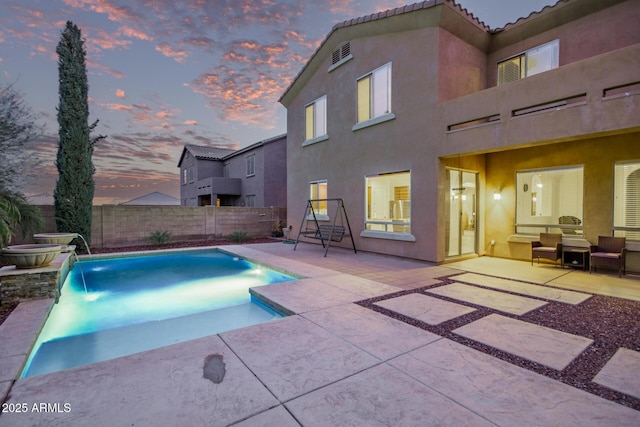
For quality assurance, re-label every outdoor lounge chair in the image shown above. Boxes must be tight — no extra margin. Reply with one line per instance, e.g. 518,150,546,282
531,233,563,266
590,236,626,277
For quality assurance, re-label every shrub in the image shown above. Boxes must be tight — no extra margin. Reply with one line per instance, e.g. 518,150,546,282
229,231,248,243
148,230,171,246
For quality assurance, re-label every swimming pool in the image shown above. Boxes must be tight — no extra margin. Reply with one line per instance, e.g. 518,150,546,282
21,249,294,378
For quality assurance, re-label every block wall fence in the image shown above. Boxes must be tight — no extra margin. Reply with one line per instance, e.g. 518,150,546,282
14,205,286,249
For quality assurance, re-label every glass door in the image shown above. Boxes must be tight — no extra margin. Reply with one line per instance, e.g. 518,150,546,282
446,169,477,257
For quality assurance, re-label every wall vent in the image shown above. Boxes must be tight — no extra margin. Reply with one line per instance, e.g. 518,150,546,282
332,42,351,65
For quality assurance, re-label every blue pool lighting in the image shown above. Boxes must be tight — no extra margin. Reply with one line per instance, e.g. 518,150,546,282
21,250,294,378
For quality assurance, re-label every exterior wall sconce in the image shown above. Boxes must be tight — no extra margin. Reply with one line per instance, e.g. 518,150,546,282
493,192,502,200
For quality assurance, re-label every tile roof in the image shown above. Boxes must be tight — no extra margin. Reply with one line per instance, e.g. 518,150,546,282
331,0,487,32
279,0,567,104
496,0,566,31
184,144,236,160
279,0,487,104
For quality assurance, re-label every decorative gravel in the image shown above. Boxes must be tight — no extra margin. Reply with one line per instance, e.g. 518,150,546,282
357,274,640,411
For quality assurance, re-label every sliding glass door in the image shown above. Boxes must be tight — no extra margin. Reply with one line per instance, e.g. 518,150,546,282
446,169,477,257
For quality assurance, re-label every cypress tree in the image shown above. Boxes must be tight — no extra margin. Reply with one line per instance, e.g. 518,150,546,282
54,21,104,246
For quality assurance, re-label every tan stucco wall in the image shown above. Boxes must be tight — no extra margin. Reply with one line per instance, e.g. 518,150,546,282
484,133,640,261
282,0,640,265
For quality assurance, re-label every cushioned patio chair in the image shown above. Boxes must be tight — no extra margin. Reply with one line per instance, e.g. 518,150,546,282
590,236,626,277
531,233,563,266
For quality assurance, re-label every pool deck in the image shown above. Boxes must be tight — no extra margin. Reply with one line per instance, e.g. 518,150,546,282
1,241,639,426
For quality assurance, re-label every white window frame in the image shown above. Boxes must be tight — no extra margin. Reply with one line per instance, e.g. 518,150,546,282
614,160,640,241
246,154,255,177
497,40,559,85
360,170,415,242
308,180,329,220
188,166,195,183
353,62,394,131
304,95,328,146
514,165,584,235
182,168,188,185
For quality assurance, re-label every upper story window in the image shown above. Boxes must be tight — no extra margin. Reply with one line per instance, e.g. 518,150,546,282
357,63,392,124
223,163,230,178
497,40,559,85
246,154,255,177
305,96,327,142
182,168,188,185
188,166,195,183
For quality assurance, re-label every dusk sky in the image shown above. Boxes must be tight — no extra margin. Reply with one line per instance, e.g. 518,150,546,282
0,0,557,205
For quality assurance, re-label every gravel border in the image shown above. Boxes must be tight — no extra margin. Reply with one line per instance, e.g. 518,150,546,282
357,274,640,411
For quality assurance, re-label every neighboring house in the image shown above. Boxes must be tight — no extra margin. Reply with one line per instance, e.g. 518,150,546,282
119,192,180,206
279,0,640,265
177,134,287,208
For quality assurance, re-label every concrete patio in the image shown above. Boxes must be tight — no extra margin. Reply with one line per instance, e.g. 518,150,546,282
0,241,639,426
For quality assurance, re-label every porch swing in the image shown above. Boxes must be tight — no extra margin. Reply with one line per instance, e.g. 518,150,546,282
294,198,357,257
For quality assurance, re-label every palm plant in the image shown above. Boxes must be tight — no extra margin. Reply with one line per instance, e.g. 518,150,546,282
0,188,44,248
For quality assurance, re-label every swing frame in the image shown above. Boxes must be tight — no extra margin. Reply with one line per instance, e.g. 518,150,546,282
294,198,357,257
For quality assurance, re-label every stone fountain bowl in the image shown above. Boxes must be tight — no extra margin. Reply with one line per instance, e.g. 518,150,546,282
1,244,63,269
33,233,78,246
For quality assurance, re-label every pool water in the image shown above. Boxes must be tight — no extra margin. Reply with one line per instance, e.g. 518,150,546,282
21,250,294,378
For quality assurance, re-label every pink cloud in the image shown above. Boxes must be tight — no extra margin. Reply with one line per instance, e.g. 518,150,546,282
189,65,289,127
115,88,125,98
86,59,125,78
99,101,180,130
155,42,188,62
62,0,142,25
120,25,152,41
87,27,132,50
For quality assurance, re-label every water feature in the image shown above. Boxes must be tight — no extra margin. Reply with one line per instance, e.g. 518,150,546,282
21,249,294,377
32,232,91,258
0,244,62,268
71,252,88,294
75,233,91,258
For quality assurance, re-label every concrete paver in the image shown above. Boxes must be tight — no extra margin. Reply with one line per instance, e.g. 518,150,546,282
454,272,592,304
249,277,360,314
220,315,380,402
549,272,640,302
314,274,400,299
389,338,640,426
285,362,495,426
1,335,280,427
594,348,640,399
427,282,548,315
301,304,441,360
233,405,301,427
453,313,593,370
374,293,476,325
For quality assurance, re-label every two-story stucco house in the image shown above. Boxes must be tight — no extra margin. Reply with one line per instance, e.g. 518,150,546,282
177,134,287,208
279,0,640,266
